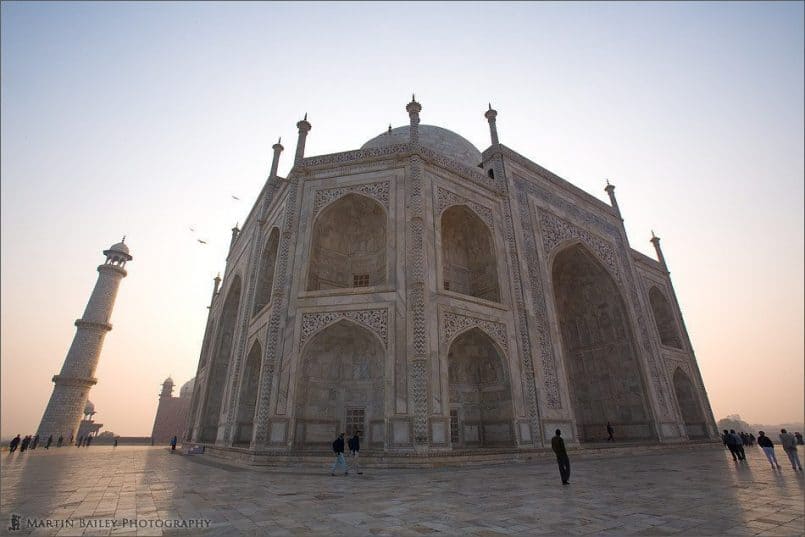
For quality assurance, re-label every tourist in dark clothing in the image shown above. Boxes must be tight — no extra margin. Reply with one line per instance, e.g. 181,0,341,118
85,435,92,447
8,435,20,453
728,430,745,461
795,432,804,446
551,429,571,485
77,435,83,447
45,435,53,449
31,434,39,450
723,429,738,461
57,436,63,447
170,436,177,451
113,438,118,448
20,436,30,453
606,422,615,442
348,431,363,475
757,431,780,469
749,433,755,446
331,433,348,476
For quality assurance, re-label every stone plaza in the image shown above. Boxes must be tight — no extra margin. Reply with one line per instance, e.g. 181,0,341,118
1,444,803,536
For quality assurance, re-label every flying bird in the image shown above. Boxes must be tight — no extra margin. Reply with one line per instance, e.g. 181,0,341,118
231,195,240,201
197,239,208,244
189,226,196,232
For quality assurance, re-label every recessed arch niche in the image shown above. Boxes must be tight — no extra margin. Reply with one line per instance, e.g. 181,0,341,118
673,368,706,438
294,320,385,448
253,228,280,315
447,327,513,447
307,193,387,291
649,286,683,348
441,205,499,302
234,341,261,444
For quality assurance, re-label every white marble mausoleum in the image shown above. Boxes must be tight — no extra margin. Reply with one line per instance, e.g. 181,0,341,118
186,98,718,458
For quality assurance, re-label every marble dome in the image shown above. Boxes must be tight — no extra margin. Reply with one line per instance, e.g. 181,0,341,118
362,125,482,165
180,377,195,399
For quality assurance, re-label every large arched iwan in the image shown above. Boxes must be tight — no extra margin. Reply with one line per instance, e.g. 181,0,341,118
200,275,242,442
551,244,654,442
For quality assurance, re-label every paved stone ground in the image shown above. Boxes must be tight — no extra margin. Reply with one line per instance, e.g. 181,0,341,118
1,445,803,536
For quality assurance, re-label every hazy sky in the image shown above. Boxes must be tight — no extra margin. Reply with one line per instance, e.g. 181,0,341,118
2,2,803,436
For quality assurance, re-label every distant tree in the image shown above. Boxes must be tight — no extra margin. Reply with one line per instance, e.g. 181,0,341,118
717,414,752,433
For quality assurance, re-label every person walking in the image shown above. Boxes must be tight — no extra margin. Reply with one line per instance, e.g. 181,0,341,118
86,435,92,447
606,422,615,442
170,436,177,452
348,430,363,475
8,435,20,454
551,429,571,485
331,433,348,476
45,435,53,450
57,436,63,448
723,429,738,461
779,429,803,471
20,435,30,453
728,430,745,461
31,434,39,450
757,431,780,469
76,435,83,448
113,438,118,448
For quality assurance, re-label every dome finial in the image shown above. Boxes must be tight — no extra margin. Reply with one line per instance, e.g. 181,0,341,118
388,123,392,134
303,112,307,121
488,102,492,111
412,93,416,102
121,235,126,243
278,136,281,144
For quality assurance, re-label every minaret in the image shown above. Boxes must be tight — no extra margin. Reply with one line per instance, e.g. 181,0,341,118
406,94,421,145
159,377,175,399
37,239,132,441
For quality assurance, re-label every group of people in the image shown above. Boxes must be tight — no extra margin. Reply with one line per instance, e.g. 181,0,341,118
8,434,58,452
722,428,803,471
330,431,363,476
7,432,108,453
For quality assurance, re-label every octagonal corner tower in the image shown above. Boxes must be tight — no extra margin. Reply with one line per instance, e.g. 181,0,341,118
186,101,718,463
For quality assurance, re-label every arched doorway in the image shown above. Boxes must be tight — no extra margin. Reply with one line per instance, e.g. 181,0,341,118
649,287,683,348
441,206,499,302
307,194,387,291
552,244,653,442
673,368,706,438
200,275,242,442
294,320,385,448
235,341,261,445
447,327,513,448
253,228,280,315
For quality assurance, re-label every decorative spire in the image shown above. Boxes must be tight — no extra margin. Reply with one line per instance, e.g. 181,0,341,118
484,103,499,145
604,180,620,216
270,136,284,178
294,113,312,164
121,235,126,243
650,231,667,269
388,124,392,134
406,95,422,144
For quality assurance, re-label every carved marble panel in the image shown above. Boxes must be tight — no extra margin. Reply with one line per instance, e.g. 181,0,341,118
300,309,389,349
312,181,390,217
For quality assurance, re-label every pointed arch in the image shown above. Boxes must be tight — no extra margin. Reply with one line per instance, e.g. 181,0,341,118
551,243,654,442
673,367,706,438
447,327,514,448
253,228,280,315
441,205,499,302
294,319,385,448
234,340,262,444
307,193,387,291
200,275,242,442
649,286,683,348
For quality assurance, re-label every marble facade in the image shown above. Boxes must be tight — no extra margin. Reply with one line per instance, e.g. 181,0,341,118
186,99,718,458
